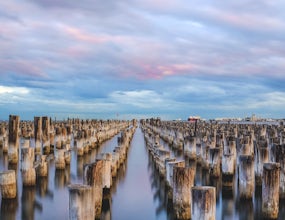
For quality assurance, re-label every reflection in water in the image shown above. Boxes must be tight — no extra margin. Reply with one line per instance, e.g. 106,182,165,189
0,198,18,220
238,199,254,220
0,152,8,170
202,168,210,186
36,177,53,199
111,128,168,220
148,146,173,220
101,190,112,220
54,169,65,189
222,186,235,220
254,186,262,220
156,176,172,219
21,186,41,220
210,177,222,201
54,166,70,189
111,163,127,195
279,199,285,220
195,163,202,186
65,165,71,185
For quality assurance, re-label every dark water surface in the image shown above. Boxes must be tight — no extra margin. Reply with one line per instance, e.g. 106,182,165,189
1,127,285,219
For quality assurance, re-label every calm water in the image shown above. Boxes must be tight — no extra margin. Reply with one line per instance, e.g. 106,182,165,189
111,127,167,220
1,127,285,219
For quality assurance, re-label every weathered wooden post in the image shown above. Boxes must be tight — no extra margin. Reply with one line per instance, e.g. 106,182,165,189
22,138,30,148
34,117,42,154
111,151,120,178
102,154,112,189
209,148,221,177
173,166,194,219
192,186,216,220
68,184,94,220
76,135,84,157
156,149,170,176
166,160,185,188
196,142,202,163
61,126,67,145
0,170,17,199
2,136,8,153
184,136,196,160
55,149,66,170
201,145,210,169
0,125,5,148
222,153,235,187
173,128,184,150
83,142,89,154
272,144,285,199
64,150,71,165
83,160,103,219
21,147,36,186
262,162,280,219
240,143,252,156
36,155,48,177
224,136,237,162
66,125,72,149
49,130,55,153
239,155,254,199
115,146,125,166
42,116,50,154
55,127,62,149
8,115,20,164
255,147,269,186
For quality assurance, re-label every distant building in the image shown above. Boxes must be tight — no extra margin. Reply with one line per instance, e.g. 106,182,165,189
188,116,200,122
251,114,257,122
245,114,258,122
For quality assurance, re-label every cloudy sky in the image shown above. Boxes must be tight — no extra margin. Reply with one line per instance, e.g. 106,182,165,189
1,0,285,120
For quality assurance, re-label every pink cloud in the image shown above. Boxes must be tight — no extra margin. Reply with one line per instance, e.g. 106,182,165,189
0,58,47,78
119,59,198,80
63,26,109,43
202,6,285,33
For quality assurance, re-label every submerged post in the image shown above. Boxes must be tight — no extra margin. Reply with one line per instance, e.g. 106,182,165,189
192,186,216,220
184,136,196,160
36,155,48,177
173,166,194,219
262,162,280,219
8,115,20,164
239,155,254,199
209,148,221,177
222,153,235,187
68,184,94,220
21,147,36,186
83,160,103,219
42,116,50,154
55,149,66,170
34,116,42,154
0,170,17,199
102,154,112,189
255,147,269,186
166,160,185,188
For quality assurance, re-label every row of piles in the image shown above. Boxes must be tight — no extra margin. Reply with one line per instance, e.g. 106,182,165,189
0,115,134,204
141,122,215,220
68,122,137,220
141,118,285,219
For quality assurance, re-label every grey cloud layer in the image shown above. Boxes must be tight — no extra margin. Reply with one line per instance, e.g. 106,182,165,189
0,0,284,119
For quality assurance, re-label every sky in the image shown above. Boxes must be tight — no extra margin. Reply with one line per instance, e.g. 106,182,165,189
1,0,285,120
